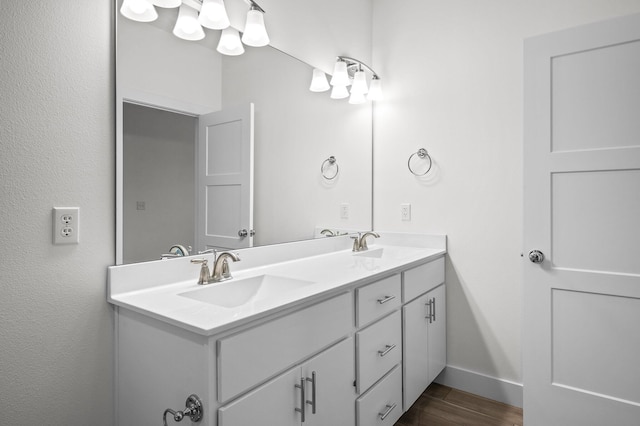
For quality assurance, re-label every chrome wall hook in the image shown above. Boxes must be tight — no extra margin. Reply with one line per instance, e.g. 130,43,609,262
163,394,203,426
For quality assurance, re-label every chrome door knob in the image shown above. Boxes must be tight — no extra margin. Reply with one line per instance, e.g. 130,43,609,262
238,229,248,238
528,250,545,264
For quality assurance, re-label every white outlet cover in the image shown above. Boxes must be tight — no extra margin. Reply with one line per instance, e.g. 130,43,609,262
53,207,79,244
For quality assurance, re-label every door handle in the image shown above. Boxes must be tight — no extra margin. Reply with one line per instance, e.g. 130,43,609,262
431,297,436,322
528,250,544,264
238,229,248,238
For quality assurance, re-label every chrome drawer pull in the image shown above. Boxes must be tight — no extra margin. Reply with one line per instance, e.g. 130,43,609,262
377,344,396,357
295,378,306,422
306,371,317,414
378,403,397,421
377,295,396,305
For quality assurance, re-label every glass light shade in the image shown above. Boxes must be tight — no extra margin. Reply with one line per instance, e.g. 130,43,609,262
350,71,369,95
173,5,205,41
217,28,245,56
241,8,270,47
367,78,383,101
309,69,330,92
120,0,158,22
199,0,230,30
150,0,181,7
348,91,367,105
330,85,350,100
330,61,350,87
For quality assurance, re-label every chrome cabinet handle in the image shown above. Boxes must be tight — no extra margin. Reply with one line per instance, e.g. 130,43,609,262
306,371,317,414
377,344,396,357
431,297,436,322
238,229,248,238
295,378,306,422
377,295,396,305
378,403,397,421
425,299,432,322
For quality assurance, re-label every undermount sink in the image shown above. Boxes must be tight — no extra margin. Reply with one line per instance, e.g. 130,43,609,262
178,275,316,308
353,248,385,258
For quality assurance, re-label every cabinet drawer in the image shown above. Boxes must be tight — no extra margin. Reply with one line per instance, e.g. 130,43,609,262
356,310,401,393
356,365,402,426
218,292,352,403
403,256,445,303
356,274,401,327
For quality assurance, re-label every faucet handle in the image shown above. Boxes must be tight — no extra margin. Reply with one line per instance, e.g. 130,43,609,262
190,259,211,285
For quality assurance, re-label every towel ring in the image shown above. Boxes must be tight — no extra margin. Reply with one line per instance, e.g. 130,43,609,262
408,148,432,176
321,156,339,180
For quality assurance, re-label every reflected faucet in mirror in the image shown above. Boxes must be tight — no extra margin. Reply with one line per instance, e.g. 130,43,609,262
161,244,192,259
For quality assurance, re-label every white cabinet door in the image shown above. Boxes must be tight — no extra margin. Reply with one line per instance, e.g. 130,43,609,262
402,283,446,410
303,337,355,426
427,284,446,384
402,294,429,411
218,367,299,426
219,338,355,426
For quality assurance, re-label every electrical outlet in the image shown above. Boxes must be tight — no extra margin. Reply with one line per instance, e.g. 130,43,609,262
401,203,411,221
53,207,79,244
340,203,350,219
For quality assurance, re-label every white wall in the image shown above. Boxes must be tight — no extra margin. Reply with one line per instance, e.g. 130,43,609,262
221,48,372,246
0,1,114,425
123,103,196,263
372,0,640,388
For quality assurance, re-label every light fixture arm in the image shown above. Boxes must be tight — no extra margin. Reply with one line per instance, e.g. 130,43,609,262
336,56,380,79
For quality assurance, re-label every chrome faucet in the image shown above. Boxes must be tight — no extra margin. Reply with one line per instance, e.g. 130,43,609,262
212,251,241,282
352,231,380,252
190,251,241,285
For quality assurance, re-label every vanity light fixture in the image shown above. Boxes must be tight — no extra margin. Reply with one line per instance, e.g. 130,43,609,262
120,0,158,22
309,69,330,92
217,27,245,56
120,0,270,56
241,2,270,47
150,0,182,7
198,0,230,30
316,57,383,104
173,4,206,41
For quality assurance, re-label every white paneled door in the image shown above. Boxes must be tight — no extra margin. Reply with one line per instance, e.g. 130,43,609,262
523,13,640,426
196,104,254,251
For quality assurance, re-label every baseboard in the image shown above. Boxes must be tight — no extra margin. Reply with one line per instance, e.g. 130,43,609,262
435,365,523,408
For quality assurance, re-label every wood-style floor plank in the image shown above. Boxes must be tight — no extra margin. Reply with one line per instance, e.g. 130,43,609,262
395,383,523,426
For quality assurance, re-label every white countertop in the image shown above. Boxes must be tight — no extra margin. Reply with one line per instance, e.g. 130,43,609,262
108,233,446,336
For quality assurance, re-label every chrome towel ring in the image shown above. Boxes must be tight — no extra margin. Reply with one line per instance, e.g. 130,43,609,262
321,156,339,180
408,148,432,176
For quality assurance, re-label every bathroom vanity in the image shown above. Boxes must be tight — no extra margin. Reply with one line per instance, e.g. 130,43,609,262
108,233,446,426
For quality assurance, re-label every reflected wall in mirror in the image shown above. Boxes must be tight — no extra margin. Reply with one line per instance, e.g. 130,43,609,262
117,2,373,264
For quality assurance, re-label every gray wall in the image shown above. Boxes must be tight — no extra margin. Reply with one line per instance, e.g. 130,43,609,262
123,103,196,263
0,1,115,425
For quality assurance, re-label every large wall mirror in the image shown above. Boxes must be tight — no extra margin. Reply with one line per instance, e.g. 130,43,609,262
116,1,373,264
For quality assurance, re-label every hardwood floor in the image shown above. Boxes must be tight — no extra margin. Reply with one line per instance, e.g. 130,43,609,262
395,383,523,426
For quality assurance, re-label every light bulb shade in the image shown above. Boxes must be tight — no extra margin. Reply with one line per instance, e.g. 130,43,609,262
173,5,205,41
309,69,330,92
350,71,369,95
149,0,181,7
241,8,270,47
120,0,158,22
330,61,351,87
330,85,350,99
217,28,245,56
367,78,383,101
199,0,230,30
348,91,367,104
